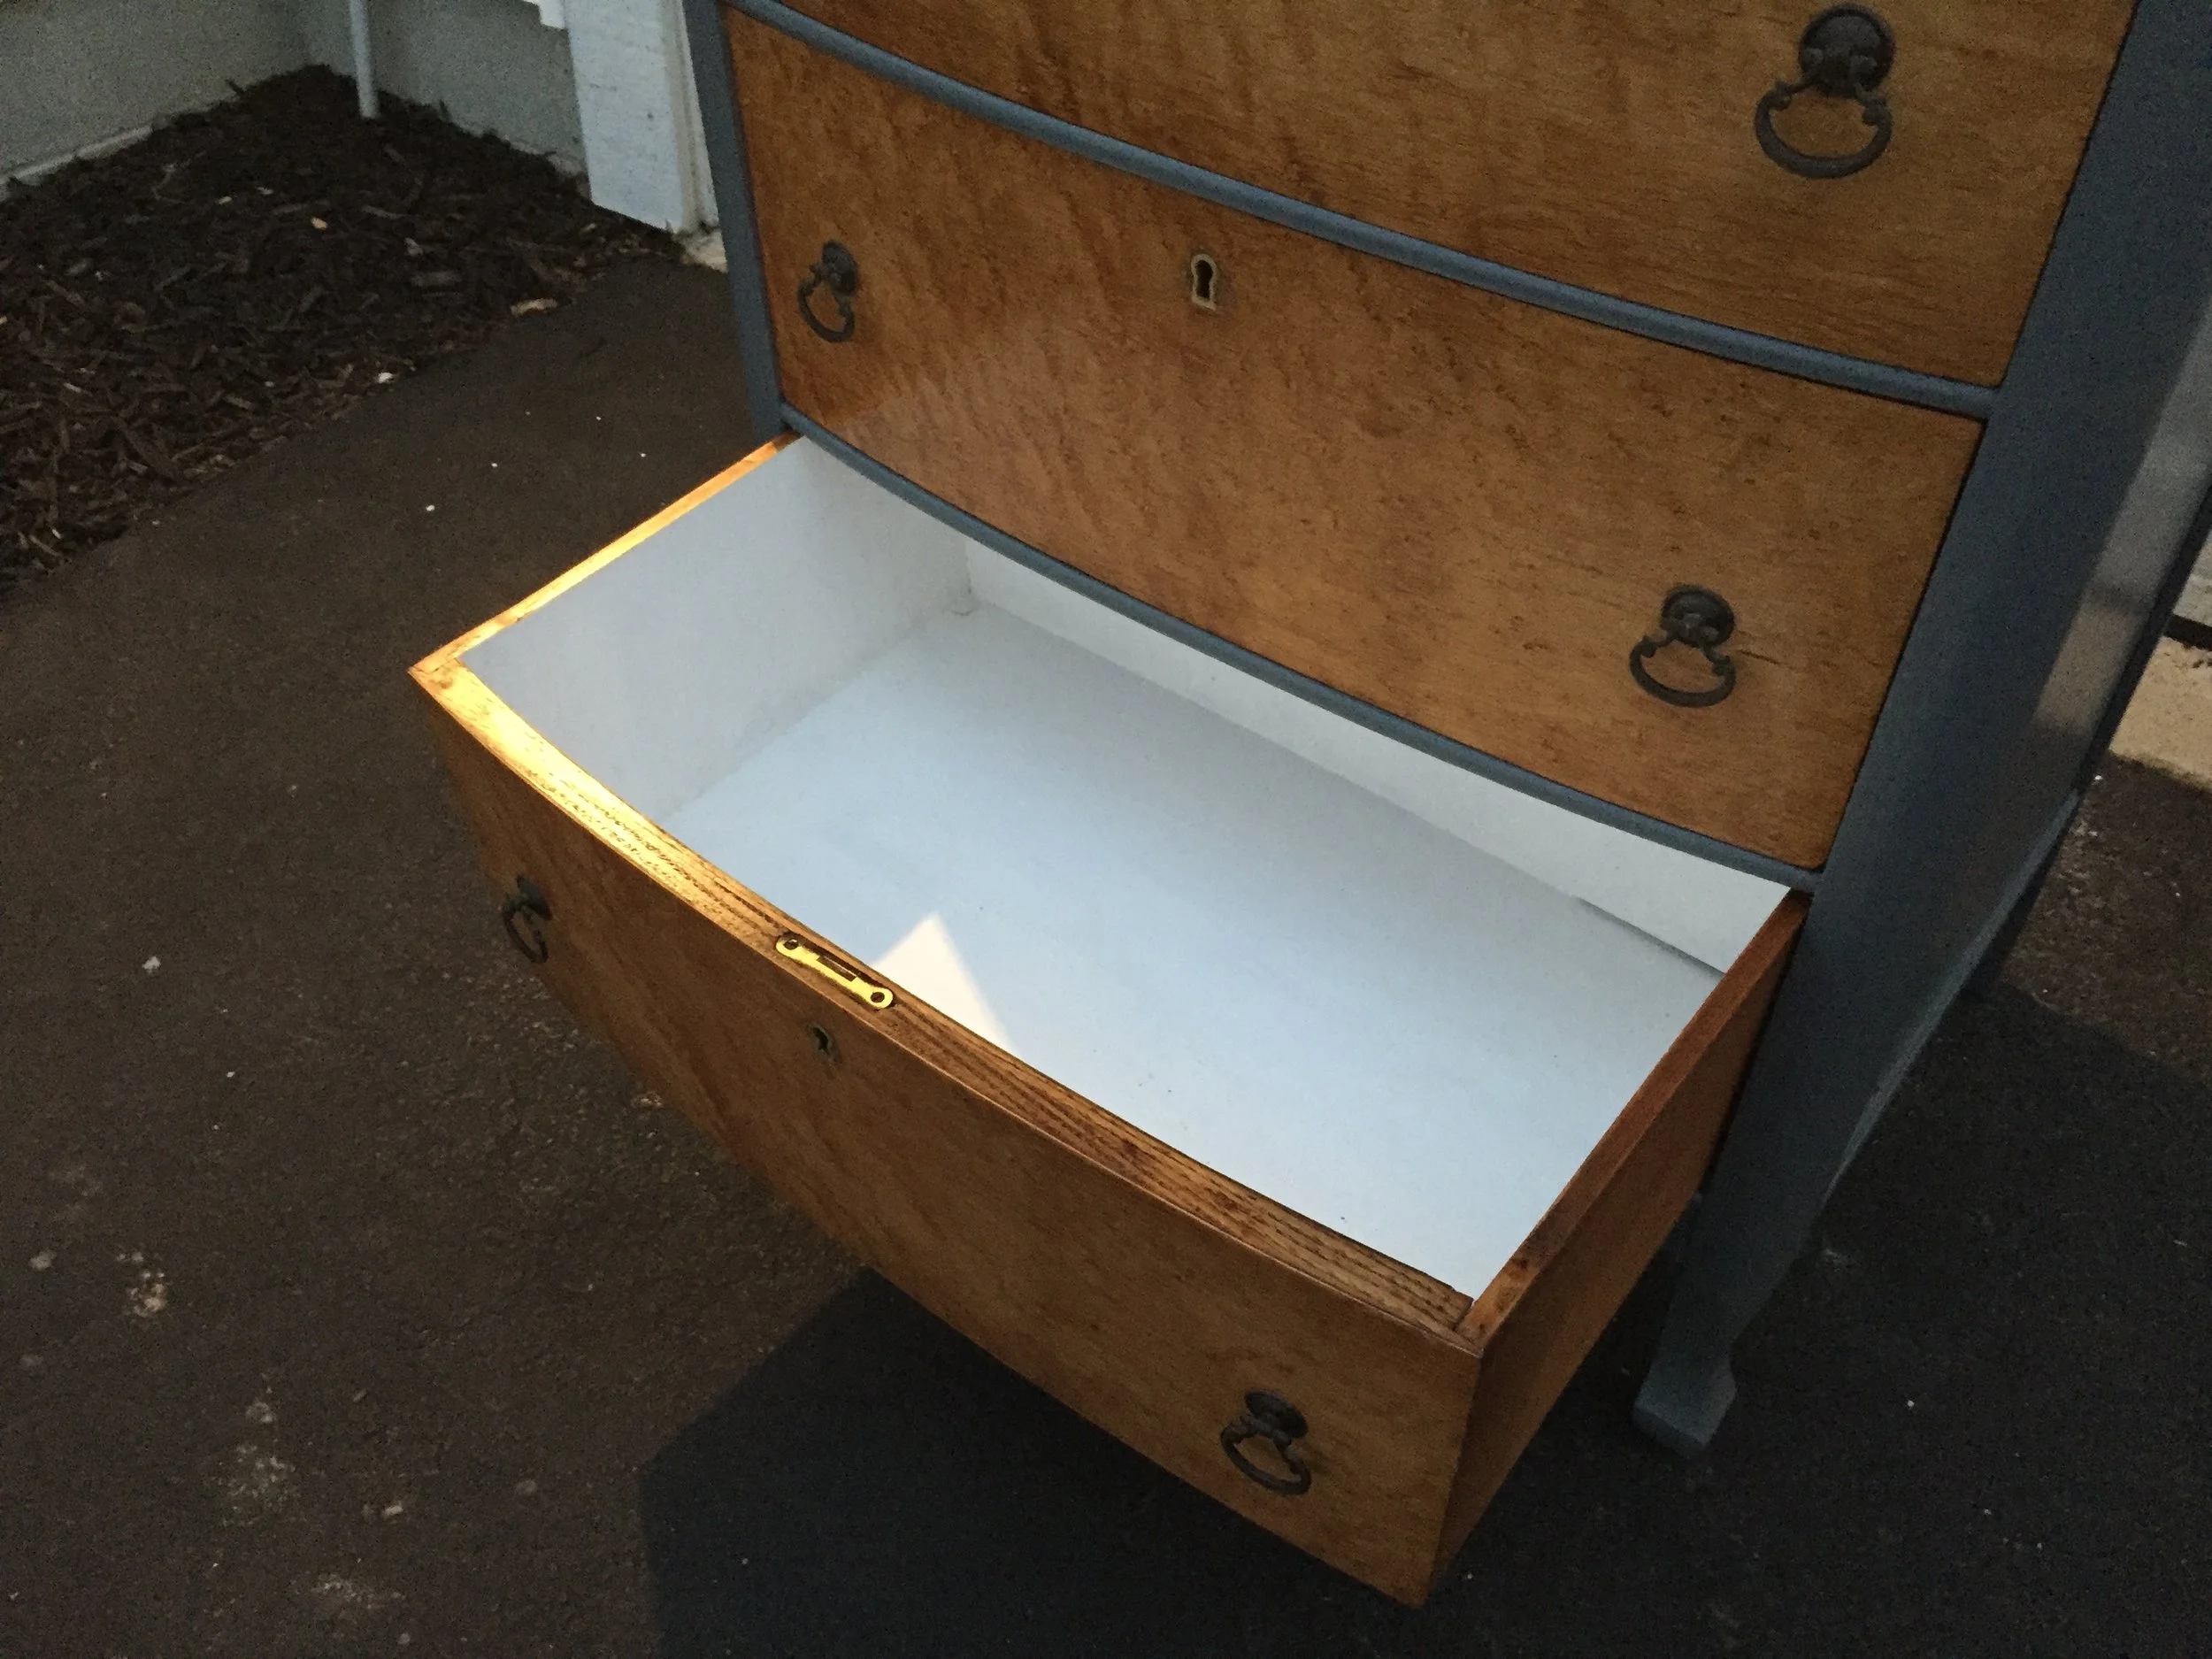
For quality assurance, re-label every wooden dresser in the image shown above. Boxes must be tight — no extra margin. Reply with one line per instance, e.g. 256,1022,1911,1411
412,0,2212,1604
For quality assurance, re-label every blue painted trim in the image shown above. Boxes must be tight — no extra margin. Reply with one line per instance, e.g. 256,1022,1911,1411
728,0,1995,421
1831,787,2080,1175
785,406,1822,894
682,0,785,447
1640,0,2212,1454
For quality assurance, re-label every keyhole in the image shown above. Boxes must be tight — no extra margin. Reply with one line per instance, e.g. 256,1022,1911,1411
1187,251,1221,311
806,1021,841,1067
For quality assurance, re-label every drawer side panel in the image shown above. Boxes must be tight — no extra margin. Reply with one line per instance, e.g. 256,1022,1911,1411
1433,895,1807,1586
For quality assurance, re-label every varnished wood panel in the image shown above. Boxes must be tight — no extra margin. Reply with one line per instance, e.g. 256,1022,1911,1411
413,636,1484,1602
1432,895,1805,1589
732,19,1985,868
778,0,2131,385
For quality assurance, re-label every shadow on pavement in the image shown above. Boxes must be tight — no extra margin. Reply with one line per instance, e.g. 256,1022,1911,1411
642,979,2212,1659
640,1271,1385,1659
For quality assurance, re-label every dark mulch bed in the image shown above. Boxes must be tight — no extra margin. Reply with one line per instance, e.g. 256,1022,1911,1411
0,66,676,596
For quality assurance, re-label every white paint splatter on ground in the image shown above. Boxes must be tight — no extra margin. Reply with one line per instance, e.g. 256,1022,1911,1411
245,1398,275,1425
126,1268,168,1317
142,955,161,972
28,1249,53,1271
51,1164,102,1197
303,1573,399,1626
219,1443,296,1519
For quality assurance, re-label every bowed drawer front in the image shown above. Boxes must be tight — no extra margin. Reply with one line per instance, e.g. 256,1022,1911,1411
775,0,2131,384
731,15,1985,869
415,438,1805,1601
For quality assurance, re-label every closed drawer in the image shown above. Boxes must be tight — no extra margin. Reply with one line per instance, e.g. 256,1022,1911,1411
731,16,1983,870
415,436,1803,1601
770,0,2130,385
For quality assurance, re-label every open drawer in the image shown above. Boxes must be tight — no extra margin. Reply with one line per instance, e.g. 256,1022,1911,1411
413,434,1803,1602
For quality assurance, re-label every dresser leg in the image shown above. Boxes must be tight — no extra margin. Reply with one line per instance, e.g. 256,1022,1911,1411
1631,1123,1832,1460
1635,837,2062,1453
1630,1019,1868,1458
1632,1346,1738,1459
1959,824,2068,1002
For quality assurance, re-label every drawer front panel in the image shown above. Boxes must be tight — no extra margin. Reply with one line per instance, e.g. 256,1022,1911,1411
773,0,2130,386
733,18,1985,869
418,669,1484,1602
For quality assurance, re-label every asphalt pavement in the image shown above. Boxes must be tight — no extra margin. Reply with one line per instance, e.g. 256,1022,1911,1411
3,260,2205,1656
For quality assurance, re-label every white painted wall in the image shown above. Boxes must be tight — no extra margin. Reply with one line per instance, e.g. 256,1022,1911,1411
2178,544,2212,630
0,0,306,181
293,0,588,170
4,0,716,230
301,0,723,230
561,0,715,233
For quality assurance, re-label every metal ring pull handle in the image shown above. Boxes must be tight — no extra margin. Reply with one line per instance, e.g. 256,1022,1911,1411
1220,1391,1313,1496
1755,5,1896,180
499,874,552,964
796,241,859,342
1630,587,1739,708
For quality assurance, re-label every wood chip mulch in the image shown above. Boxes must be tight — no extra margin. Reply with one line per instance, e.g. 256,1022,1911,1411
0,66,677,598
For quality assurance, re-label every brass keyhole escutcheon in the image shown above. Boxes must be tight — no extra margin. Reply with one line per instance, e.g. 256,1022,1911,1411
775,933,895,1010
1187,250,1223,312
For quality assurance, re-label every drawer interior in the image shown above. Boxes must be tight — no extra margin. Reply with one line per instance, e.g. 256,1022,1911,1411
463,438,1787,1296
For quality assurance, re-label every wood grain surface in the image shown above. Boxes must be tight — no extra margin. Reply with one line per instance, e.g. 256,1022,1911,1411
413,649,1486,1603
731,18,1985,868
1434,894,1807,1587
773,0,2131,385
